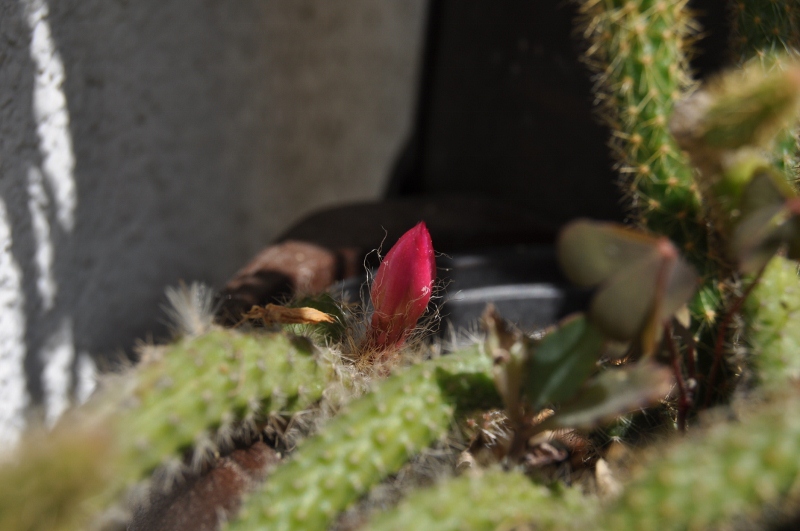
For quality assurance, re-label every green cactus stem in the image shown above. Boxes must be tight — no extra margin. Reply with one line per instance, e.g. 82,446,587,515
730,0,800,62
575,0,701,253
2,326,340,531
367,468,595,531
689,65,800,154
228,346,500,531
603,389,800,530
0,425,114,531
110,328,334,493
744,257,800,391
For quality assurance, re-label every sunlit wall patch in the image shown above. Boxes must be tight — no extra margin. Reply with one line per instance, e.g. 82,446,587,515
26,166,56,311
23,0,77,233
0,198,28,448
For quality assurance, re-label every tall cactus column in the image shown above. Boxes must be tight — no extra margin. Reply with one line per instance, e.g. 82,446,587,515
574,0,723,366
576,0,701,250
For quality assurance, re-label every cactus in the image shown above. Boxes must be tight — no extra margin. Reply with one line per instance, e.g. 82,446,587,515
574,0,700,252
228,346,499,531
724,3,800,402
603,389,800,530
573,1,725,395
730,0,800,60
730,0,800,181
0,326,342,531
576,0,800,405
110,329,334,493
367,468,595,531
744,256,800,391
0,425,114,531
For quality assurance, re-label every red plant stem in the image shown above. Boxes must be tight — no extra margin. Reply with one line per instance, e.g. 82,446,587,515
703,263,768,407
664,322,690,432
685,334,697,383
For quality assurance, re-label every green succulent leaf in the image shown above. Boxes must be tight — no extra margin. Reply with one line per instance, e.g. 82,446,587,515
524,315,605,411
541,361,674,431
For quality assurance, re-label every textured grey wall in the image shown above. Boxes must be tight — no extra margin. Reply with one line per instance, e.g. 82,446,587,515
0,0,426,444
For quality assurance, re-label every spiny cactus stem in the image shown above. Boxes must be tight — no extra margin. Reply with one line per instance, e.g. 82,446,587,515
743,256,800,391
604,387,800,530
228,346,498,531
367,468,595,531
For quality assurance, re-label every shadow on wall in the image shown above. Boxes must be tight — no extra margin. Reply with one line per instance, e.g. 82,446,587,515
0,0,426,444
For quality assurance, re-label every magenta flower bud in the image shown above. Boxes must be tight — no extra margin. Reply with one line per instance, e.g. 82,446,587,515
364,221,436,351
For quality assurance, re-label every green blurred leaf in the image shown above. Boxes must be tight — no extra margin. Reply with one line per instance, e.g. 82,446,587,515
541,361,674,431
525,316,605,410
715,154,772,213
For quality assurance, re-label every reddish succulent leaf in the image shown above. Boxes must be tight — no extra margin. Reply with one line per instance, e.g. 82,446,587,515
739,171,794,216
558,220,659,287
733,173,800,273
558,220,699,349
733,204,789,273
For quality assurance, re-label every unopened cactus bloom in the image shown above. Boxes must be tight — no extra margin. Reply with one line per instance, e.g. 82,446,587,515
364,222,435,351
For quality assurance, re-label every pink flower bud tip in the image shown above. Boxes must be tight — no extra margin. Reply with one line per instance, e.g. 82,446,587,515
364,221,436,351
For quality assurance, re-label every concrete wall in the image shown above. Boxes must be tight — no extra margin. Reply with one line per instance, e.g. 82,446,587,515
0,0,426,444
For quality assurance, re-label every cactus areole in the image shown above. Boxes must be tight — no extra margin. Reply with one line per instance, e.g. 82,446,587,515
364,221,436,350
